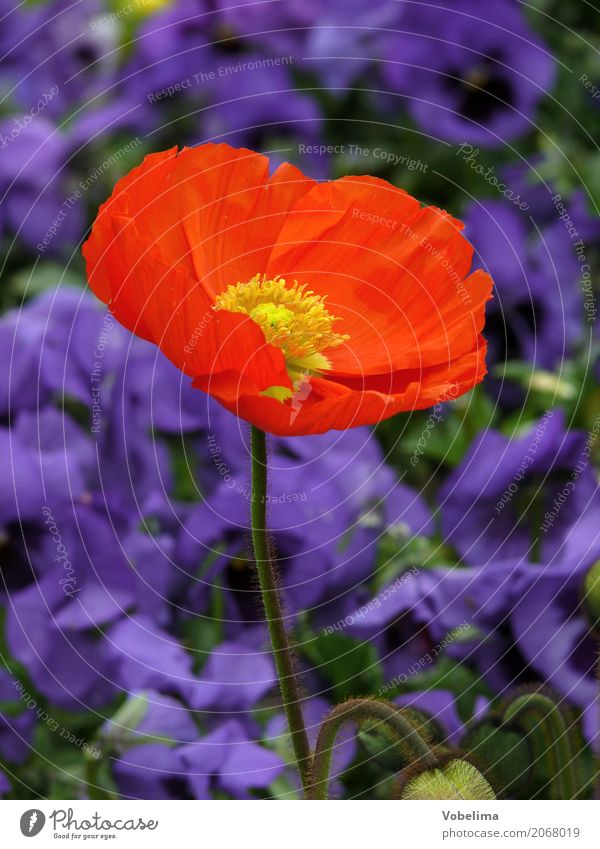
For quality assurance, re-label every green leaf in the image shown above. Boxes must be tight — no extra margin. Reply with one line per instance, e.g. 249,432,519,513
9,263,83,299
300,628,383,702
166,435,202,502
461,720,533,797
99,693,149,747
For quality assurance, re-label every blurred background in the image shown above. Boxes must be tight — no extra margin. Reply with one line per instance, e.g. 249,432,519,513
1,0,599,800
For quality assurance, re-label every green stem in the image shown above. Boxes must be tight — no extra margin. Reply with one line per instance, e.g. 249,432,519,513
84,749,114,800
250,426,311,795
308,697,438,800
502,692,578,799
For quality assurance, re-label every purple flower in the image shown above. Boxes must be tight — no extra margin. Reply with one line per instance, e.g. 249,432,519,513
121,532,179,628
121,0,218,110
4,503,180,710
297,0,401,91
6,575,119,710
381,0,555,146
349,557,525,692
179,719,284,799
187,642,276,713
511,565,598,719
464,198,585,374
105,690,198,799
350,559,521,639
118,349,212,436
108,621,274,717
112,743,185,800
66,101,153,154
510,517,600,734
1,1,118,120
0,669,36,765
396,689,480,747
93,343,175,519
0,769,9,797
192,56,326,178
440,410,600,565
0,409,92,534
343,468,599,731
179,428,432,618
0,410,96,607
104,687,285,801
104,691,199,751
0,288,128,415
108,616,195,702
106,690,285,799
213,0,398,90
0,117,83,251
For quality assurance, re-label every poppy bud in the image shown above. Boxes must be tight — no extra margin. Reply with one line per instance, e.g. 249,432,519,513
397,755,496,800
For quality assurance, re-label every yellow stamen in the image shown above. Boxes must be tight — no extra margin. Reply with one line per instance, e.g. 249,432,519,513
214,274,348,398
129,0,173,18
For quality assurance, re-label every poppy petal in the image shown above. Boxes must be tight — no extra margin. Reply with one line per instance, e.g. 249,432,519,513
84,145,493,436
266,176,493,374
83,143,316,303
195,338,487,436
86,214,290,392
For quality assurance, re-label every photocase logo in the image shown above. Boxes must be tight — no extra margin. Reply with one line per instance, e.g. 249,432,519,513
20,809,46,837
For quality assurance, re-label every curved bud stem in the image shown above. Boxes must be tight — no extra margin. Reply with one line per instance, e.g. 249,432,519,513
307,697,438,800
502,692,578,800
249,426,312,794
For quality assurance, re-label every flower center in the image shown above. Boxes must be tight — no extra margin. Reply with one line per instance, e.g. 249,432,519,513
214,274,348,400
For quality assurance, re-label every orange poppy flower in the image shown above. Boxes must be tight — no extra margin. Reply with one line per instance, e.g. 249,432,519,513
83,143,493,436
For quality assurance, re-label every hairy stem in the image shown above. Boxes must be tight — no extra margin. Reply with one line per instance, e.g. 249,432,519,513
308,697,438,800
250,425,311,795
